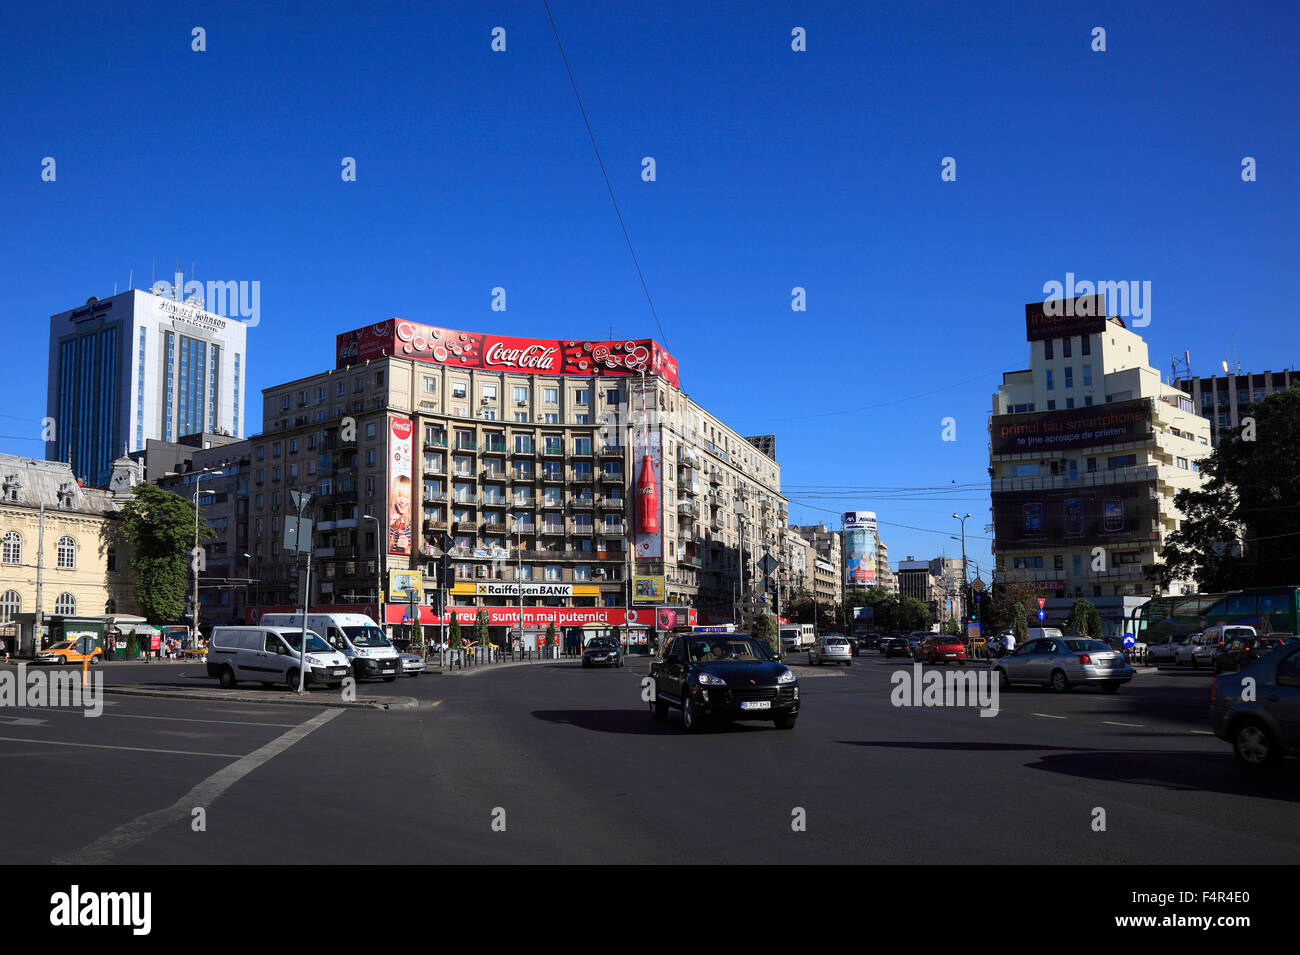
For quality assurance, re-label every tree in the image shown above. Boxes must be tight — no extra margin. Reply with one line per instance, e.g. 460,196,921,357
474,609,490,647
941,618,962,637
1066,598,1095,636
752,613,778,656
410,615,424,653
1159,385,1300,590
449,614,463,647
1086,604,1102,640
986,578,1038,634
114,483,214,624
1011,602,1027,641
545,621,556,647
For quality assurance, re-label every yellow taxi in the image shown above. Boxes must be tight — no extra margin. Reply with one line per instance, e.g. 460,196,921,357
35,635,103,666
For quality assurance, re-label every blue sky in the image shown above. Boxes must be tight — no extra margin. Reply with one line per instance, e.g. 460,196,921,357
3,0,1298,580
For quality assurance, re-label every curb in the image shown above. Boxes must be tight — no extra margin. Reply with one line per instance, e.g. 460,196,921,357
102,686,421,710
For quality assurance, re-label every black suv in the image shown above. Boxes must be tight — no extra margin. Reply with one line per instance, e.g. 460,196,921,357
648,633,799,732
582,638,622,668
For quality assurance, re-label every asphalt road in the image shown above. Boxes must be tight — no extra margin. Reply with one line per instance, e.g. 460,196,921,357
1,655,1296,864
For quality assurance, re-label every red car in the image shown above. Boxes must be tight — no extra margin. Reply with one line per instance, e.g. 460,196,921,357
916,634,967,665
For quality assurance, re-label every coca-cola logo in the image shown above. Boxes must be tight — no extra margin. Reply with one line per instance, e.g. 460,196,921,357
485,341,556,370
391,418,413,440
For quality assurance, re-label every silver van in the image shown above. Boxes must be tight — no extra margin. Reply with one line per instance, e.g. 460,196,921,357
207,626,351,690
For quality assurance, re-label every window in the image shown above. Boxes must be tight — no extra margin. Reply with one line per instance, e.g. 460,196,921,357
544,388,558,404
574,565,592,581
1083,395,1093,406
1081,336,1091,356
1047,400,1056,410
289,438,298,454
606,389,620,406
0,589,19,622
1064,367,1073,388
272,442,281,458
366,450,376,467
1061,338,1072,358
546,565,562,581
1044,340,1054,360
54,593,76,615
1045,370,1054,390
2,531,20,565
1176,457,1188,469
573,436,591,455
575,389,589,404
452,381,467,399
1065,398,1075,409
513,386,529,404
1072,554,1082,576
354,376,364,392
106,547,117,572
1107,454,1137,470
1010,464,1038,477
56,536,76,569
1082,365,1092,387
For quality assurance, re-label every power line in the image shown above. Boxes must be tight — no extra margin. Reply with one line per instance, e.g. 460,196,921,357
542,0,669,350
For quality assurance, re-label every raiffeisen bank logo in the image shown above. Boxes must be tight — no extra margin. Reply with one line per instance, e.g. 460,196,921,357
891,664,1000,717
150,270,260,327
49,886,151,935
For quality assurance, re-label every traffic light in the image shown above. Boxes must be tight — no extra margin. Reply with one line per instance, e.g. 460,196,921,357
184,593,194,617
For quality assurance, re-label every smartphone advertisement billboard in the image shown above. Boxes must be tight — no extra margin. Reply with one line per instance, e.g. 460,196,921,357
991,482,1158,546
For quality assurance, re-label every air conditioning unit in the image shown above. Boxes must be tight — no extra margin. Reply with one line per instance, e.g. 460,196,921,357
481,398,491,405
536,414,546,422
516,400,528,407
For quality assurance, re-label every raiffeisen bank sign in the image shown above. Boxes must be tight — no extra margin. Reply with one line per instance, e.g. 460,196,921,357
336,320,680,386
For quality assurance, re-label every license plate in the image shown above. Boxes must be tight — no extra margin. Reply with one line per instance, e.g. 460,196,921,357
741,701,771,710
332,669,346,676
381,668,395,674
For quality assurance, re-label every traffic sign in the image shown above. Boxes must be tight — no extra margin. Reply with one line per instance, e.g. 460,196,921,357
1036,598,1046,610
1122,633,1135,649
1037,609,1046,621
759,554,779,576
974,592,986,605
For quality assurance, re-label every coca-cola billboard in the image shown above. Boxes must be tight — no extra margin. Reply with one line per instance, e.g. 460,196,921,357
336,320,680,386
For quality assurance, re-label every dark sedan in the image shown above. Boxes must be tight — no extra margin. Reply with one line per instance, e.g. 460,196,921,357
881,635,910,657
1212,641,1300,768
648,633,799,732
582,639,623,668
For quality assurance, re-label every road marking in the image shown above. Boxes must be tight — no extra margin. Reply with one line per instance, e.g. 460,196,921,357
1031,713,1067,720
1102,720,1144,728
53,707,343,865
30,709,299,728
0,735,243,757
0,716,47,726
430,700,443,707
1189,730,1213,735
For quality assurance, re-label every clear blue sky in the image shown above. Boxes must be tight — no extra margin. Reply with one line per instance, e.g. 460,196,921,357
3,0,1298,580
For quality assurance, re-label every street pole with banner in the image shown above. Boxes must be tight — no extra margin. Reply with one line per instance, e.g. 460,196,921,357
289,490,314,694
363,514,384,638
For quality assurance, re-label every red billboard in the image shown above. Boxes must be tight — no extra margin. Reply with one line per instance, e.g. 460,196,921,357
337,321,679,386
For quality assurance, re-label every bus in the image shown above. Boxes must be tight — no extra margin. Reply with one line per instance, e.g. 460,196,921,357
1131,587,1300,643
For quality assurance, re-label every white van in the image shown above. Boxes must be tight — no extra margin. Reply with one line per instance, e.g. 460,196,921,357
1027,627,1065,642
259,613,400,682
779,624,816,651
207,626,350,690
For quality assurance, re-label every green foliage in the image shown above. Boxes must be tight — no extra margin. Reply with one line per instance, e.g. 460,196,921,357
1066,599,1095,636
474,609,490,647
410,616,424,651
1011,602,1027,640
1160,384,1300,590
751,614,779,655
1087,605,1102,639
941,618,962,637
115,484,215,624
125,632,138,658
545,621,556,646
449,615,463,646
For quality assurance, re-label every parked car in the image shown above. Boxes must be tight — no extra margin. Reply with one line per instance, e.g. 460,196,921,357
808,636,852,666
906,633,926,657
260,612,400,682
1211,634,1284,673
881,635,909,657
1145,633,1186,667
582,639,623,668
397,652,426,676
34,636,103,666
994,636,1134,693
1174,631,1210,667
915,634,968,665
1211,641,1300,768
1184,626,1256,669
207,626,351,690
648,633,799,731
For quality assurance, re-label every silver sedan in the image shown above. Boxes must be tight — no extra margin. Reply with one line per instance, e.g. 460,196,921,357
994,636,1133,693
808,637,852,666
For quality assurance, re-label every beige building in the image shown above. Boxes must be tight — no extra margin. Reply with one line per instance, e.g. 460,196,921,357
0,454,139,654
791,524,843,608
990,302,1211,626
248,326,785,633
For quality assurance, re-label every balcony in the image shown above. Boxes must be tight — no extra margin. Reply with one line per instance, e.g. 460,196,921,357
482,468,507,482
540,525,566,536
599,472,624,485
990,464,1160,494
511,521,536,534
482,520,507,534
569,471,594,484
601,522,627,536
423,438,448,450
570,524,595,536
454,440,478,452
678,499,698,517
511,446,535,457
599,445,624,457
482,443,507,455
570,496,595,509
570,445,594,458
513,470,539,483
678,450,700,470
454,520,478,532
598,496,625,511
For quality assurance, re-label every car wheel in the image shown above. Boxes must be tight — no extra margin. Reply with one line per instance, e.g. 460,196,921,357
1100,682,1121,694
218,666,237,689
582,660,590,668
1232,720,1280,769
682,694,704,733
89,654,100,666
845,659,851,666
286,668,301,690
996,668,1010,691
1050,669,1070,693
1191,657,1199,670
774,714,797,730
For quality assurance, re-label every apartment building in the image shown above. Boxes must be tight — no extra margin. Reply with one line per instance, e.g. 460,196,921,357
989,297,1211,630
246,321,785,638
1175,368,1296,446
791,523,843,608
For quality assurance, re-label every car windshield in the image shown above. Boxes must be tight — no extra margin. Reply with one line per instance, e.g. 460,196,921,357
49,642,73,650
687,637,767,662
587,642,615,651
824,638,847,645
279,630,332,653
1066,639,1110,652
343,625,391,648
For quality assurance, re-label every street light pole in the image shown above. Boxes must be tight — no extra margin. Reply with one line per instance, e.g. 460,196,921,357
290,490,314,693
192,467,225,647
952,512,971,627
363,514,384,636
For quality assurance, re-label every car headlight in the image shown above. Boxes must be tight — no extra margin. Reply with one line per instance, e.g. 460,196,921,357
305,656,321,666
696,671,727,686
777,668,796,684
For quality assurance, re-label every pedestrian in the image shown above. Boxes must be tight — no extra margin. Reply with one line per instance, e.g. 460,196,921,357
1004,630,1017,655
0,635,7,664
